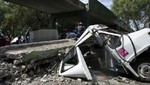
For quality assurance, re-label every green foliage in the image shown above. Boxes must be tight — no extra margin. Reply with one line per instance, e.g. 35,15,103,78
112,0,150,30
0,0,50,37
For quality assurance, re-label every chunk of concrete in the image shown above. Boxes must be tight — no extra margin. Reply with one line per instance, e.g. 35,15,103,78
0,39,75,63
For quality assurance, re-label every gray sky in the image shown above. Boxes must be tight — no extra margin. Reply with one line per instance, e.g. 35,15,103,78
80,0,112,9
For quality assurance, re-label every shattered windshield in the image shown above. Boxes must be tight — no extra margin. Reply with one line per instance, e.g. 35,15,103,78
98,33,121,49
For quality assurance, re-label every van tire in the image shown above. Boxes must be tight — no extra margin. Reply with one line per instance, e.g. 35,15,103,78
132,58,150,82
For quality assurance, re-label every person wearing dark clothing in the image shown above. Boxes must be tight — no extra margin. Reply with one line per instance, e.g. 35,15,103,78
66,31,77,39
59,32,66,39
59,29,68,39
75,22,85,37
25,27,31,43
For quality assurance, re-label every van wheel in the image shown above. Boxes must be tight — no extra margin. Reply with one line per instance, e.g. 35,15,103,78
132,58,150,82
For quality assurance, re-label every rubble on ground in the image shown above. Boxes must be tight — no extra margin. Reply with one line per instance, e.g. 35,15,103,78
0,39,149,85
0,52,91,85
0,50,149,85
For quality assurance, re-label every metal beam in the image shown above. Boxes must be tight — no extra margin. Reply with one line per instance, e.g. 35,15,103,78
4,0,131,31
5,0,85,14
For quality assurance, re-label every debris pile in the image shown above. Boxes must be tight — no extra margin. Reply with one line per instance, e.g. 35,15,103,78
0,51,92,85
0,48,149,85
0,54,144,85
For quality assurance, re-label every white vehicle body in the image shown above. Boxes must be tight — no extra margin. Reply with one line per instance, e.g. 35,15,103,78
59,25,150,82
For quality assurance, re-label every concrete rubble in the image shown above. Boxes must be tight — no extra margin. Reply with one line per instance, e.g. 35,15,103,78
0,52,91,85
0,39,149,85
0,53,149,85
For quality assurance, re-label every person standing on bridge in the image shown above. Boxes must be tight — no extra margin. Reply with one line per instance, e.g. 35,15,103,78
75,22,86,38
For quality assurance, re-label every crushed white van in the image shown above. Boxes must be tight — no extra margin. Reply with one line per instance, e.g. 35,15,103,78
59,25,150,82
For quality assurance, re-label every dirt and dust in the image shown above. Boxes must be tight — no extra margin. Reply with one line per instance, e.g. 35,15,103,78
0,51,149,85
0,39,149,85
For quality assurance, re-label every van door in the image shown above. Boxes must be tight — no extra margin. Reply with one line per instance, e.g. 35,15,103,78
59,46,92,80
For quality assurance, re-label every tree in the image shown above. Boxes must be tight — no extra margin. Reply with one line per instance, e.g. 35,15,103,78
112,0,150,31
0,0,50,37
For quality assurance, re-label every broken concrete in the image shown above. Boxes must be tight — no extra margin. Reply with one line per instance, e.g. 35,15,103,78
0,39,75,63
0,50,92,85
0,39,149,85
